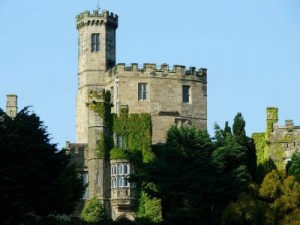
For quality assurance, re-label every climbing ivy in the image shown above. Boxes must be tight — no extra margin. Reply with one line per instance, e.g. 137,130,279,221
265,107,278,141
252,132,266,165
88,90,113,159
88,90,159,222
113,112,153,162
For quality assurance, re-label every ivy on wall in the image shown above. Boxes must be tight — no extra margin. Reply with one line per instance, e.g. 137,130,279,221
252,132,266,165
88,90,161,222
113,112,154,162
88,90,113,159
265,107,278,141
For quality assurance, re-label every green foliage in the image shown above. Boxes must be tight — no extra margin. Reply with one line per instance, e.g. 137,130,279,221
252,132,266,165
223,168,300,225
89,92,155,221
213,133,250,200
113,113,153,162
0,107,84,225
55,163,86,214
134,125,230,225
88,90,113,159
232,112,246,138
259,169,285,201
110,147,128,159
279,209,300,225
258,169,300,222
222,192,273,225
81,197,107,223
287,152,300,182
270,143,285,170
137,192,162,223
266,107,278,141
257,159,277,184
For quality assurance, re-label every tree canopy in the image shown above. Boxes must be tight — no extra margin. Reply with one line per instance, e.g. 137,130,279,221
0,107,84,225
133,116,257,225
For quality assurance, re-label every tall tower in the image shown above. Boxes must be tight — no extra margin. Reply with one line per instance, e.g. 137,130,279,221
76,10,118,143
6,94,18,118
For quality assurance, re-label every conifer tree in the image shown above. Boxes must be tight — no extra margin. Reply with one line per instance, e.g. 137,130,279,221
0,108,84,224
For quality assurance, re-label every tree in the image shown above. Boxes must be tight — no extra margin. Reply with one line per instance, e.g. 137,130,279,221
222,192,274,225
259,169,300,223
0,108,85,225
212,133,250,201
81,197,107,223
287,152,300,183
232,113,257,181
134,126,227,225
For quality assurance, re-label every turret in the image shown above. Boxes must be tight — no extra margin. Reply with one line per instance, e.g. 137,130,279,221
76,10,118,143
266,107,278,140
6,94,17,118
76,10,118,74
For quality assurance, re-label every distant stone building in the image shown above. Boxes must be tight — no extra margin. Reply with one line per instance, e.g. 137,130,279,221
6,94,17,118
66,9,207,221
253,107,300,169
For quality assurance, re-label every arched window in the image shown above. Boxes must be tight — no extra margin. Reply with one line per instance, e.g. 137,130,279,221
124,177,129,187
124,164,128,175
118,176,124,187
118,164,124,175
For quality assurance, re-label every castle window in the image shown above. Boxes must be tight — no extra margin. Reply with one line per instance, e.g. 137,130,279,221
138,83,147,100
118,164,124,175
91,33,100,52
124,164,129,175
124,178,129,187
113,165,117,175
118,176,124,187
116,135,127,149
111,163,132,189
112,177,117,188
182,85,190,103
82,172,89,200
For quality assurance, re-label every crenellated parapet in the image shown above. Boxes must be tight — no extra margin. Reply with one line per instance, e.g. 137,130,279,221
76,10,118,30
113,63,207,81
65,142,88,169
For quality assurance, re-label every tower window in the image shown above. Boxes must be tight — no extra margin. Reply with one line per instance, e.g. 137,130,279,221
91,33,100,52
183,85,190,103
138,83,147,100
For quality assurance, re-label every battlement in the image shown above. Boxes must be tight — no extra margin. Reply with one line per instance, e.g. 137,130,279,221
76,10,118,29
114,63,207,81
65,142,87,157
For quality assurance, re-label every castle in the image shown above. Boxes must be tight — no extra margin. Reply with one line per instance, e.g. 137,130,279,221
253,107,300,169
65,8,207,221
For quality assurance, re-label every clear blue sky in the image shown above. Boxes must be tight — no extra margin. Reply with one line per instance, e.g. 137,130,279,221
1,0,300,149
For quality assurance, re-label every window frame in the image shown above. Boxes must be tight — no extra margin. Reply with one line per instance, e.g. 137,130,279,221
138,83,148,101
91,33,100,52
182,85,191,103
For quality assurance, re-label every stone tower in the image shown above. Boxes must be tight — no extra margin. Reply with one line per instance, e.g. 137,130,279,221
6,94,18,118
76,10,118,143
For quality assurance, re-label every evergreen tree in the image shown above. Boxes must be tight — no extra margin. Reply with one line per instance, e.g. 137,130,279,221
232,113,257,181
287,152,300,183
0,108,84,225
134,126,223,225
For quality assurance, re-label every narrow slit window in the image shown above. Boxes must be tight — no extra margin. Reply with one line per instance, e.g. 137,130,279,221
183,85,190,103
91,33,100,52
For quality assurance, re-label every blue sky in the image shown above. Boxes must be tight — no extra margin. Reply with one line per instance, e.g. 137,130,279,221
1,0,300,149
